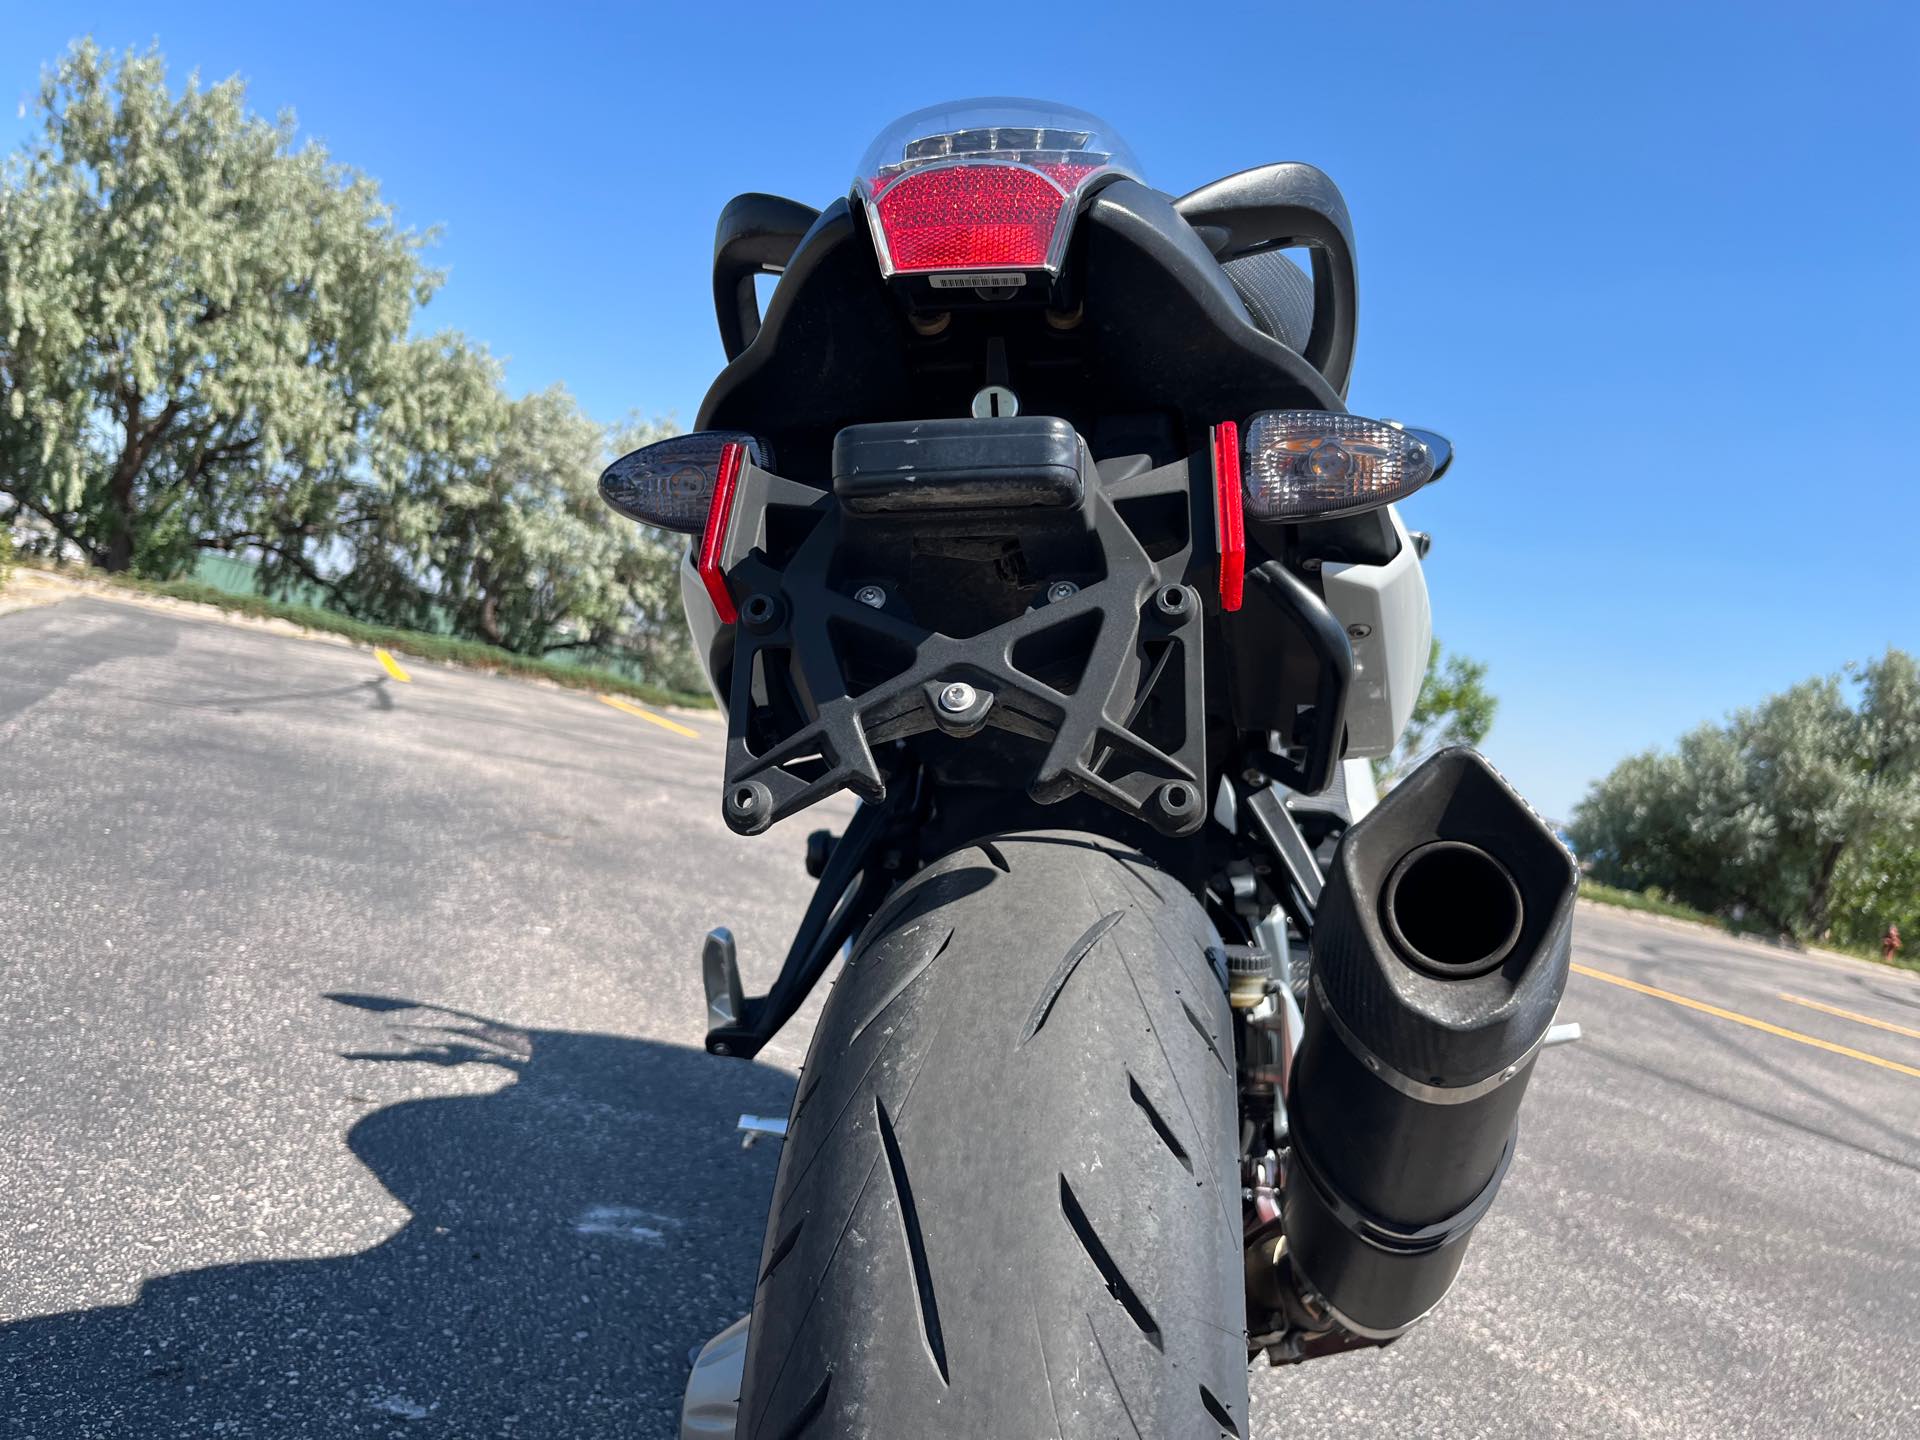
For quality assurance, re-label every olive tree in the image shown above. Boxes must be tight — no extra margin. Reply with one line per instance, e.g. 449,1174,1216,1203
1570,649,1920,939
0,41,433,573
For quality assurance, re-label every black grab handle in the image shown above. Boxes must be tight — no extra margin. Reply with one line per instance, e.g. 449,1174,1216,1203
712,193,821,361
1174,162,1358,397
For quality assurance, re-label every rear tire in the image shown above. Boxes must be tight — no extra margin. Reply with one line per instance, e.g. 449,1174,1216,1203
739,831,1249,1439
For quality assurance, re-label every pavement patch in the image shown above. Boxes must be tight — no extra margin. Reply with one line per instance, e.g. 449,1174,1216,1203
574,1204,684,1245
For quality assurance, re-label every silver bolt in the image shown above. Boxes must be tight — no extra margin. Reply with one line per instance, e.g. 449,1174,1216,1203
854,585,886,608
937,682,977,714
1347,622,1373,640
1046,580,1079,603
1242,768,1266,787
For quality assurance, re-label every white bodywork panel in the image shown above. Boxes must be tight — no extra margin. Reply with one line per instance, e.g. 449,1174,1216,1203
680,549,730,711
1321,506,1431,760
1342,756,1380,821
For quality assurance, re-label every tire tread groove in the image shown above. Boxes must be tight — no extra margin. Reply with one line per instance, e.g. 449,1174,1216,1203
1022,909,1125,1045
876,1095,949,1385
1127,1071,1194,1175
1059,1174,1162,1351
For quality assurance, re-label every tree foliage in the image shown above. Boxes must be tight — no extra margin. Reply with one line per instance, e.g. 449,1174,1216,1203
0,40,433,574
1374,640,1499,786
1569,650,1920,941
1,41,693,686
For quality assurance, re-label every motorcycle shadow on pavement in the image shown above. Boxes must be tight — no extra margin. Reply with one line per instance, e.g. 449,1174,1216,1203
3,995,793,1438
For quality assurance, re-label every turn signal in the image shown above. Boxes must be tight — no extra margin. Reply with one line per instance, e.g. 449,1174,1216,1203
599,432,767,534
1242,412,1450,522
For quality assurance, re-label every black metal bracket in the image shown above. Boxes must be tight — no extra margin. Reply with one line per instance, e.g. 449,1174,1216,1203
715,454,1207,840
1245,786,1324,938
1235,559,1352,797
700,786,911,1060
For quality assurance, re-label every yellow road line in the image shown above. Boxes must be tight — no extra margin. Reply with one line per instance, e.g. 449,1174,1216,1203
1570,962,1920,1079
374,648,411,683
597,693,699,739
1775,991,1920,1043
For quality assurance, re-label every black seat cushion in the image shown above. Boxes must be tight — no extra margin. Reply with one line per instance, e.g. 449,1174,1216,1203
1221,248,1314,355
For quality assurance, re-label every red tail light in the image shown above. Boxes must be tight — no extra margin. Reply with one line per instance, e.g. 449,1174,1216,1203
854,101,1141,282
871,164,1073,274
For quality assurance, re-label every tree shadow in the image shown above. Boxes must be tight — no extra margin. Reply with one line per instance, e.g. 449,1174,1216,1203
1,996,794,1438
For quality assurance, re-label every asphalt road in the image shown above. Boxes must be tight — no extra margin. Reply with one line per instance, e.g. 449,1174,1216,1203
2,591,1916,1438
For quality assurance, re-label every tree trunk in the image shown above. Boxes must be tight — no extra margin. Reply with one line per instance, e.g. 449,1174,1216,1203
1803,839,1849,939
101,466,137,573
99,392,180,573
477,590,505,648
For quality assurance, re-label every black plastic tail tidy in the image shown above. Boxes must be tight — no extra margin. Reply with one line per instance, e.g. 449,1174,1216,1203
708,421,1208,839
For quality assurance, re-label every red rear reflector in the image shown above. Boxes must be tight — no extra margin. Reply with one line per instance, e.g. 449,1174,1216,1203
1212,422,1245,612
873,164,1068,273
698,442,745,625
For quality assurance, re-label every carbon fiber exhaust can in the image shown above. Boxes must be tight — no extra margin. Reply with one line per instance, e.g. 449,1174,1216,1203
1284,747,1577,1338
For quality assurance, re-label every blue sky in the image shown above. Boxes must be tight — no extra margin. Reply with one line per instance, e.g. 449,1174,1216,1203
5,2,1916,818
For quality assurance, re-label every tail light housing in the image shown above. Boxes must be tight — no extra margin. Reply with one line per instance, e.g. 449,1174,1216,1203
1241,412,1452,522
854,99,1141,284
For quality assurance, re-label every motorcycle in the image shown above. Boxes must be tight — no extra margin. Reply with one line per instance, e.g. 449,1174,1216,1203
599,99,1578,1440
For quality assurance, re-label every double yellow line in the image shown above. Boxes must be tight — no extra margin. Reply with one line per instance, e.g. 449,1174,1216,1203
1571,962,1920,1079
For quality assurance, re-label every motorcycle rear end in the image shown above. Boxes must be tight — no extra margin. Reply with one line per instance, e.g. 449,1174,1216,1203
597,99,1577,1439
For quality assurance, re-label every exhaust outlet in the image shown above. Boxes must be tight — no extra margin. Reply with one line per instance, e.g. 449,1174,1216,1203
1283,747,1576,1339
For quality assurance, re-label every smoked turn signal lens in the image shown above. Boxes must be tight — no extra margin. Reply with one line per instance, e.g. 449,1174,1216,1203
599,431,767,535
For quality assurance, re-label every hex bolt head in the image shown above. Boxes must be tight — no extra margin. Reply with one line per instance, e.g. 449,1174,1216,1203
938,681,977,714
741,592,781,632
854,585,886,608
1046,580,1079,603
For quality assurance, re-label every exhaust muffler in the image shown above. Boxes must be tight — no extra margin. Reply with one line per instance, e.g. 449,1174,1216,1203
1280,747,1576,1339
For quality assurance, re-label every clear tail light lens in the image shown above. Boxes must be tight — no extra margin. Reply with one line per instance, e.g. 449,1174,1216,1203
1242,412,1448,522
599,431,766,535
854,99,1142,278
